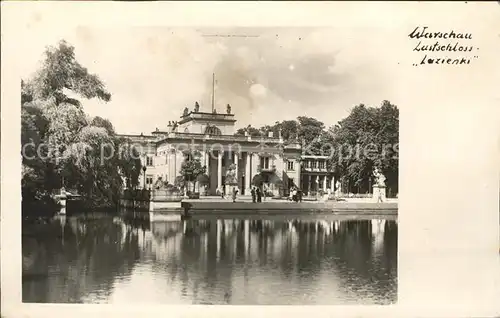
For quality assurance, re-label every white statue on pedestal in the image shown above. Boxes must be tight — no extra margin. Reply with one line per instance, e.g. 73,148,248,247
335,180,341,197
372,167,386,202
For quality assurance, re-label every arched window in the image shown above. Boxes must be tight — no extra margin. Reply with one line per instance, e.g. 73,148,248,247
184,127,189,133
204,125,222,136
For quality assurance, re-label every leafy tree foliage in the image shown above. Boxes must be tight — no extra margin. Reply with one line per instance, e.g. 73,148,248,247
23,40,111,106
114,138,142,190
328,101,399,194
21,40,140,215
90,116,116,135
235,125,262,137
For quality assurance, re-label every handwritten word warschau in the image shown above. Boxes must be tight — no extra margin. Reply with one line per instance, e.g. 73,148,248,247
408,26,472,40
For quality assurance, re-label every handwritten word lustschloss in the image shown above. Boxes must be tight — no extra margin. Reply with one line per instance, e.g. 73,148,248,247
408,26,479,66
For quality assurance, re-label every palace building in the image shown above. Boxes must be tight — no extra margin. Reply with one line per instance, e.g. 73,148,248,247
119,102,336,196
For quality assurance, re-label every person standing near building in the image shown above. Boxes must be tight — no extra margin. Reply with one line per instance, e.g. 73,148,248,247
251,186,256,203
256,187,262,203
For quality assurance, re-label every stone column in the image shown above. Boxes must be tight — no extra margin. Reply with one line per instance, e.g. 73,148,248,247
331,176,335,190
323,176,327,190
251,152,259,180
234,152,239,182
217,151,222,190
245,152,251,194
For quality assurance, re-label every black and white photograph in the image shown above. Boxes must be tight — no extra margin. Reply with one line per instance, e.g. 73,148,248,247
3,2,500,317
20,27,398,305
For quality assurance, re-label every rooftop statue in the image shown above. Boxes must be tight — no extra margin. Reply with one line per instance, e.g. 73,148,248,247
183,107,189,117
194,102,200,112
226,104,231,114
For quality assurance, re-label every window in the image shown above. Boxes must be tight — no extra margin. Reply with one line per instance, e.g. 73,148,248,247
287,160,295,171
146,175,154,189
260,156,270,169
146,156,153,166
311,160,317,169
319,161,325,169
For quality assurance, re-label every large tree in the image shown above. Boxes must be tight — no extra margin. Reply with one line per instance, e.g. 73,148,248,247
21,40,141,213
328,101,399,195
23,40,111,107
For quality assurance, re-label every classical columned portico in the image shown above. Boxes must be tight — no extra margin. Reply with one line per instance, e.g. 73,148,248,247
208,149,263,195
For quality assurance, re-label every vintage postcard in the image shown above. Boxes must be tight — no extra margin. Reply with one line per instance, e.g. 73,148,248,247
1,1,500,318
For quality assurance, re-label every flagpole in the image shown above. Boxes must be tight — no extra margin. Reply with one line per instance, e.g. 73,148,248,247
211,73,215,112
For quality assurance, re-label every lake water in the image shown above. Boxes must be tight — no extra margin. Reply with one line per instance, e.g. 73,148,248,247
22,215,397,305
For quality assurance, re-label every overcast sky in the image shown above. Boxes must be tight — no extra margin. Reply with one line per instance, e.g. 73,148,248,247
22,26,404,134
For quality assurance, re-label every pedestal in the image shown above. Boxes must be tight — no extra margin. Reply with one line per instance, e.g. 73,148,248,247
226,185,238,199
372,185,386,202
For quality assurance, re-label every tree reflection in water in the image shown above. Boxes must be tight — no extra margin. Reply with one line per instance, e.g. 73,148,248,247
22,216,397,305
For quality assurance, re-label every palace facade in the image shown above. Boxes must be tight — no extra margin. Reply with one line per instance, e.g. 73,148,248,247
119,103,336,196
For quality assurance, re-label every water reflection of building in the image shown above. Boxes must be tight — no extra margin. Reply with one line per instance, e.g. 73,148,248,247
130,218,396,304
141,219,394,263
23,217,397,304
